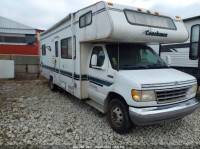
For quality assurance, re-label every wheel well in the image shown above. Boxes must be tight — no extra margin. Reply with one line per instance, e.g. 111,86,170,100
104,92,127,113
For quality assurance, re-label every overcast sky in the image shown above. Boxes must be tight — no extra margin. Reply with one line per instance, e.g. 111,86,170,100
0,0,200,30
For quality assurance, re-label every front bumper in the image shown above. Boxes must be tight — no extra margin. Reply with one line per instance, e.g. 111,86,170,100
129,98,200,125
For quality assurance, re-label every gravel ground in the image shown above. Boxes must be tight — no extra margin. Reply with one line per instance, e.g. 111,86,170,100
0,79,200,148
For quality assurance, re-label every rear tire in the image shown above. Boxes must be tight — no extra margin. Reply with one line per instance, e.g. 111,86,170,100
50,77,57,91
107,98,133,134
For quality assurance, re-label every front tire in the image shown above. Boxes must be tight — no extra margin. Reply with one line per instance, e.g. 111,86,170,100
50,77,57,91
107,98,133,134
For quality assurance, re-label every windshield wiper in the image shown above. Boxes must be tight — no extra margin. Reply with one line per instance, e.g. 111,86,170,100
147,64,168,68
137,66,149,69
118,65,148,70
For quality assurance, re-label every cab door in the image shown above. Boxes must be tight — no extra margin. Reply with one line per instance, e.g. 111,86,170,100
87,45,112,105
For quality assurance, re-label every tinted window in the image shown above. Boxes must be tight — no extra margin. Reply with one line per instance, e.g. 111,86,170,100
42,44,46,55
91,46,105,67
61,38,72,59
26,35,35,45
0,36,26,43
124,10,176,30
80,16,85,28
79,11,92,28
85,12,92,25
55,41,58,57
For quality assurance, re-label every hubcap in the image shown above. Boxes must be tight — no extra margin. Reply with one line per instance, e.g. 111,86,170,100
111,106,123,127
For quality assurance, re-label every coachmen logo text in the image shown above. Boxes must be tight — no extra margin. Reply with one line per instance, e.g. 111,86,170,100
142,30,168,37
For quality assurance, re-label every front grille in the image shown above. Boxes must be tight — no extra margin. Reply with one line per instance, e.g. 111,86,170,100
156,86,190,104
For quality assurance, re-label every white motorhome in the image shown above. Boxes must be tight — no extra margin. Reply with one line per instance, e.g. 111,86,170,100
161,16,200,84
40,1,200,133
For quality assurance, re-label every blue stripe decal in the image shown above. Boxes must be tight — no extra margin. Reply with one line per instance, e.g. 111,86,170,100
41,65,113,87
41,25,71,40
41,7,125,41
89,76,113,87
108,8,123,12
60,70,72,78
96,8,106,14
73,21,79,25
81,74,88,81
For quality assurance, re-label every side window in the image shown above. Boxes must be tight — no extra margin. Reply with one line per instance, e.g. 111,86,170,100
91,46,105,67
79,11,92,28
55,41,58,57
42,44,46,55
61,38,72,59
80,16,85,28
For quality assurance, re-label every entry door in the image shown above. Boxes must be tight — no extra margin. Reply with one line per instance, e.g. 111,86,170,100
54,37,60,84
87,46,111,105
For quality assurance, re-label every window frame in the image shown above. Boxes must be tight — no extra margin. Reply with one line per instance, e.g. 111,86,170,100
73,36,76,59
61,37,72,59
55,41,58,57
89,46,105,69
79,11,92,28
0,36,26,44
106,43,166,70
124,9,177,31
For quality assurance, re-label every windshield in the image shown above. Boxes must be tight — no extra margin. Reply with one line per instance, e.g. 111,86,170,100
106,44,167,70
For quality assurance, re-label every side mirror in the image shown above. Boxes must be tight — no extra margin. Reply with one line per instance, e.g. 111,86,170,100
189,25,200,60
91,54,97,66
166,55,171,67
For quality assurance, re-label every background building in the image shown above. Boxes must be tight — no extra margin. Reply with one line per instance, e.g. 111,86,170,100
0,16,44,79
0,16,43,55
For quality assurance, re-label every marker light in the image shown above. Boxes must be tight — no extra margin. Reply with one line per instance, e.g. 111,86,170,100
108,2,113,6
147,10,151,14
176,16,180,19
155,12,159,15
137,8,142,11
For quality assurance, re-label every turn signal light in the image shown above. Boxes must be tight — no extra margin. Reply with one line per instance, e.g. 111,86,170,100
155,12,159,15
108,2,113,6
137,8,142,11
132,90,142,101
176,16,180,19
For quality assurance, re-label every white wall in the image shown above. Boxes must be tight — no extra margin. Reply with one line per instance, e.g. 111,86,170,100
0,60,14,79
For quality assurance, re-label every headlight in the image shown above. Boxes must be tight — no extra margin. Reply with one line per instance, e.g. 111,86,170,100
186,84,197,98
131,90,156,102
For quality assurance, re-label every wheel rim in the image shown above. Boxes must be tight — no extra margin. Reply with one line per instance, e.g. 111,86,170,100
111,105,123,127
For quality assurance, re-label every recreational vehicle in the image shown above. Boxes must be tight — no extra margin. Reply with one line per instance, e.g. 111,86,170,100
40,1,200,133
161,16,200,85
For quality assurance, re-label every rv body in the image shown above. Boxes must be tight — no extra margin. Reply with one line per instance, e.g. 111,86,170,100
40,1,199,133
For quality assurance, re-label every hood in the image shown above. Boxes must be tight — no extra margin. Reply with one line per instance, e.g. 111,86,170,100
115,68,196,89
